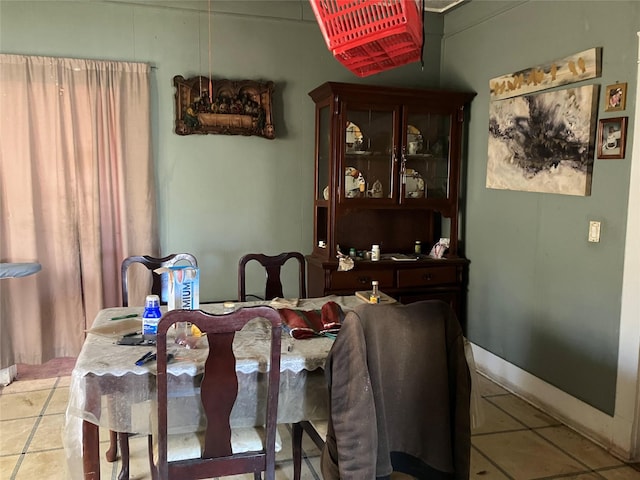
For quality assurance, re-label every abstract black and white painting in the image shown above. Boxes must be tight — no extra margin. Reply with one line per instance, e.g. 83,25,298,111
487,85,599,196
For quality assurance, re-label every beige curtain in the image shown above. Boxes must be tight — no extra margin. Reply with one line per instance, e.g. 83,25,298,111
0,54,158,366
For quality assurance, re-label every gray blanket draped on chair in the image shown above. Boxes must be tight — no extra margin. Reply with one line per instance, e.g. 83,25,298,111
321,300,471,480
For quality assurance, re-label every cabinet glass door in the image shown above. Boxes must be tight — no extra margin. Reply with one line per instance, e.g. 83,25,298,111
316,105,330,202
403,112,451,200
313,104,331,255
342,106,396,202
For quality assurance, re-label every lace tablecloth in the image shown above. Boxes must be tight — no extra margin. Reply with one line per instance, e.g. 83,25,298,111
63,295,366,479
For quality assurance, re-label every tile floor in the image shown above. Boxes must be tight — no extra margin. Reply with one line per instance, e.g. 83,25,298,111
1,367,639,480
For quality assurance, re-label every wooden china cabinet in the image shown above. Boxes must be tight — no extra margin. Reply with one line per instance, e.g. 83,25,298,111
306,82,475,327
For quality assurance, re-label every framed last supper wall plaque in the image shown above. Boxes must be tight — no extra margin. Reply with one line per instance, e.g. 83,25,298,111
173,76,275,139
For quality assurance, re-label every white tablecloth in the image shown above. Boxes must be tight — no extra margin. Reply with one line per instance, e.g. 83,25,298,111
63,295,366,479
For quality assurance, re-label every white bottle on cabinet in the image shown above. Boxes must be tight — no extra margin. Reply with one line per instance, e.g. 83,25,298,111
371,244,380,261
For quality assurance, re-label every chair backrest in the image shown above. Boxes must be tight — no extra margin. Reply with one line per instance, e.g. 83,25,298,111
154,306,282,480
121,253,197,307
237,252,306,302
321,300,471,479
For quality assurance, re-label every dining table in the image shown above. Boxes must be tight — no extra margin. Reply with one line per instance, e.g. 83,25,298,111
63,295,368,480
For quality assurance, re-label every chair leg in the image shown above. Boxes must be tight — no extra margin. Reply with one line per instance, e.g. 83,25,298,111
147,434,158,480
293,421,326,480
292,422,304,480
117,433,130,480
300,421,325,450
106,429,118,462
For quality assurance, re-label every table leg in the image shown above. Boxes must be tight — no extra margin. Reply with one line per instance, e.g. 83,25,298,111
82,420,101,480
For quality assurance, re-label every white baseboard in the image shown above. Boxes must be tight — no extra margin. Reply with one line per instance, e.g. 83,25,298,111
471,343,637,462
0,365,17,386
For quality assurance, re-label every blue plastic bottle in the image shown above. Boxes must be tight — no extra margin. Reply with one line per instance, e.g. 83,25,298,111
142,294,162,340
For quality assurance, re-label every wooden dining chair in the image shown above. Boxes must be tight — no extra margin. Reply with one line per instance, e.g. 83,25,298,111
320,300,471,479
237,252,306,302
148,306,282,480
121,253,198,307
292,421,328,480
110,253,197,480
237,252,322,480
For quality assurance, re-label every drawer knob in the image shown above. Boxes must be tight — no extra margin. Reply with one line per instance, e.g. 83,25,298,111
423,273,432,281
358,276,370,284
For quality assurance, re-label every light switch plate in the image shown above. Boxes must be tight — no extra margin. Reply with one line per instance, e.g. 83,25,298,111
588,221,601,242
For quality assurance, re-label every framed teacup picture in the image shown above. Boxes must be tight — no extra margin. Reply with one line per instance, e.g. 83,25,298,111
604,82,627,112
597,117,627,159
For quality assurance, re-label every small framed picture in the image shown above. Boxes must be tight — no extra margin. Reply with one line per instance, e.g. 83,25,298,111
597,117,627,159
604,82,627,112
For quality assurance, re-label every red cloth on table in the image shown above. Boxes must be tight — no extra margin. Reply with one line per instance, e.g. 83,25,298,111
278,301,344,339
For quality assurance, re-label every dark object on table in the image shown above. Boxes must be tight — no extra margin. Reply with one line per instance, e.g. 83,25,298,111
116,335,145,346
110,313,139,321
134,351,155,365
134,352,173,366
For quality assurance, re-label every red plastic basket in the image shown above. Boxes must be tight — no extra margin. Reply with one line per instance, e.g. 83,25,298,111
310,0,423,77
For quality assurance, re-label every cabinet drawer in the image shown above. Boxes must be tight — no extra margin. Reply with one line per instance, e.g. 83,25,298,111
330,269,394,290
397,266,458,288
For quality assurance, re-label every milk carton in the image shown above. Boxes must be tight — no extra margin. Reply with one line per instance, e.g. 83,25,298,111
155,265,200,311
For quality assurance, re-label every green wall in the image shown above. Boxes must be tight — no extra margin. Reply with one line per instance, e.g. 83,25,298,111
440,0,638,415
3,0,636,417
0,0,443,302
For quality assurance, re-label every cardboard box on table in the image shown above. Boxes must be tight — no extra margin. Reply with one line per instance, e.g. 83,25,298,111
155,266,200,310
